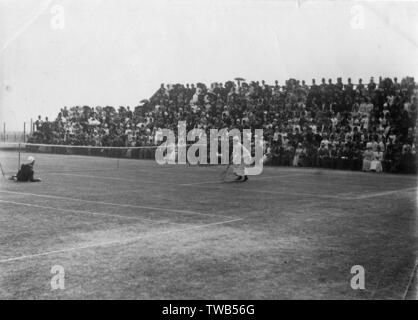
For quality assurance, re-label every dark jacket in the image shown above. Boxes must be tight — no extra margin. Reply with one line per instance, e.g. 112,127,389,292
16,164,36,182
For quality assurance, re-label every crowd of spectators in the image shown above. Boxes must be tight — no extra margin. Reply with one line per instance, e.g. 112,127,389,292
30,76,418,173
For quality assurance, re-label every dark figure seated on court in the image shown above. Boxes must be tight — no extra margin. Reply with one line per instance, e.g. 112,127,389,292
9,156,42,182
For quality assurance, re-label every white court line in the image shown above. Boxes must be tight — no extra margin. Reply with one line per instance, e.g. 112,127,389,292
350,187,418,200
268,177,418,189
40,165,178,175
0,218,243,264
181,182,418,200
180,180,228,186
0,199,187,226
403,259,418,300
179,173,306,186
287,168,418,181
55,172,177,185
44,169,238,186
0,190,238,219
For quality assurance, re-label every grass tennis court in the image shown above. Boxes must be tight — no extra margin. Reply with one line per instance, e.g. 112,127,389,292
0,149,417,299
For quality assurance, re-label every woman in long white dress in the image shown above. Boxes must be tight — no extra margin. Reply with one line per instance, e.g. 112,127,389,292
293,143,304,166
370,146,384,173
362,143,374,172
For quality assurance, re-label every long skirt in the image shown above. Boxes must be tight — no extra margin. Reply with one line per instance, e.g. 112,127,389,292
293,155,300,166
370,160,382,172
362,159,371,171
233,163,245,176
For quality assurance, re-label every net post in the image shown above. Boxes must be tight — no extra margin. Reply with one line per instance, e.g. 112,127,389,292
23,122,26,143
18,143,21,171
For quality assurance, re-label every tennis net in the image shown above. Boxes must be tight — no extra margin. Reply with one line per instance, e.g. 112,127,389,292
18,143,158,159
0,142,159,175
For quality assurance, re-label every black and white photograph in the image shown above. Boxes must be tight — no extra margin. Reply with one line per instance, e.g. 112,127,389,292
0,0,417,305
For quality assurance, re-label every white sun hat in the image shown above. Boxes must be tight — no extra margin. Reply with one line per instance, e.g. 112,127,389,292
27,156,35,163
